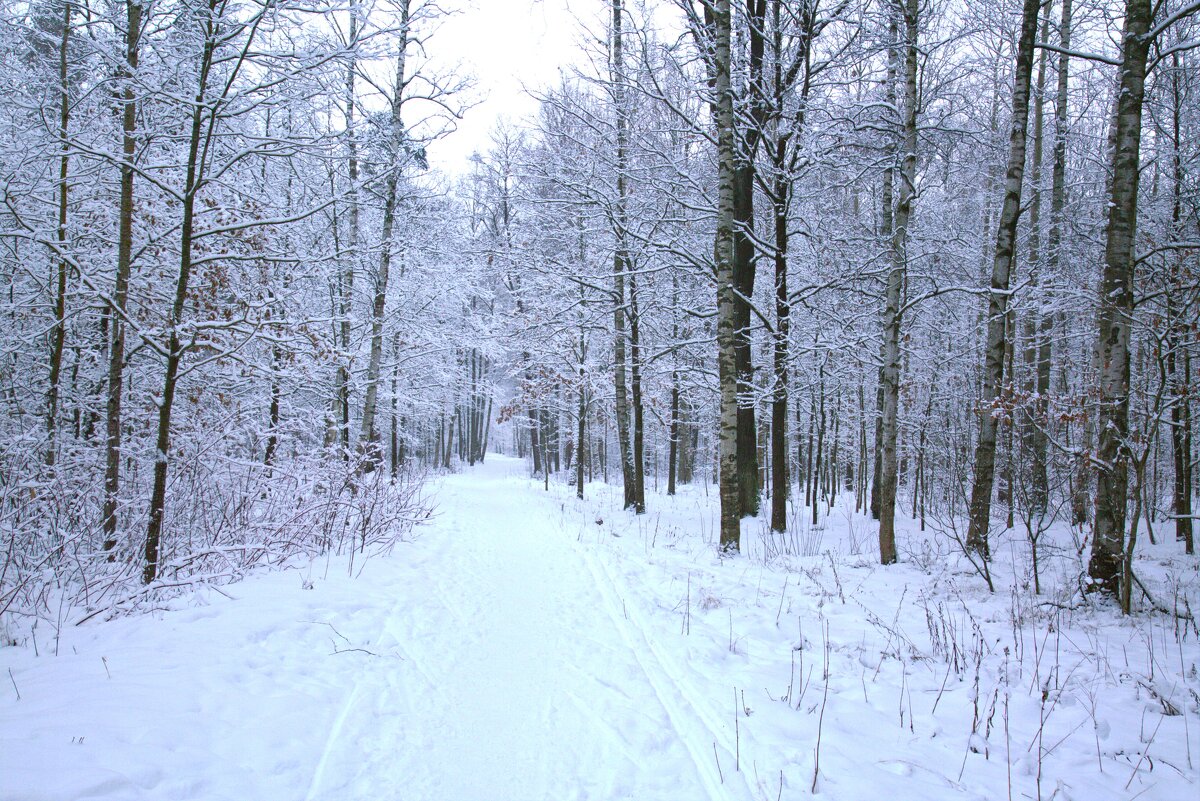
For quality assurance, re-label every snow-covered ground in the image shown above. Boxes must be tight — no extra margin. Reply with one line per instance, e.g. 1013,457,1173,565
2,455,1197,800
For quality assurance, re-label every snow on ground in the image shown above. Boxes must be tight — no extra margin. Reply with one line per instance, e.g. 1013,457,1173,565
2,454,1197,800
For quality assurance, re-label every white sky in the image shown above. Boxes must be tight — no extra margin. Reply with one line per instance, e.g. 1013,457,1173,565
430,0,593,174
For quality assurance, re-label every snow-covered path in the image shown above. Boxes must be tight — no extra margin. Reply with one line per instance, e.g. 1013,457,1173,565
303,456,720,801
2,456,730,801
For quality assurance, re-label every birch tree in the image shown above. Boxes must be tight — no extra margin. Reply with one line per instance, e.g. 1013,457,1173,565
877,0,918,565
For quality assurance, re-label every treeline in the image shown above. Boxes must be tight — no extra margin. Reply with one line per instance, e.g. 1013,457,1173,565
468,0,1198,613
1,0,1197,626
0,0,491,624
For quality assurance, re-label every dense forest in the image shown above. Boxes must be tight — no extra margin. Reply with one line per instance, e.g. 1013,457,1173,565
1,0,1197,625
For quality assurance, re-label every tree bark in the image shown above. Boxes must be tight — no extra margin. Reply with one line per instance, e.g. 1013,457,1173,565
733,0,767,519
1087,0,1153,599
814,362,825,526
769,169,789,531
629,267,646,512
334,0,360,458
1021,7,1053,516
389,332,400,476
577,339,587,500
610,0,637,510
767,0,812,533
264,298,281,470
1166,51,1194,554
102,0,141,556
144,1,219,583
964,0,1042,559
360,0,410,466
667,257,683,497
878,2,917,565
46,0,72,470
714,0,740,551
1046,0,1074,517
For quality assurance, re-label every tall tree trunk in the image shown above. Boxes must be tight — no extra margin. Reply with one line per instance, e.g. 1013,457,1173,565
964,0,1042,559
1021,8,1053,516
46,1,71,470
335,1,360,458
577,333,587,500
1003,308,1016,530
668,370,680,496
144,5,218,584
668,261,682,496
713,0,740,551
805,395,815,508
264,299,281,470
878,3,917,565
1087,0,1153,601
872,13,898,528
443,407,455,469
733,0,767,519
611,0,637,510
102,0,141,555
769,167,789,531
814,362,825,526
733,162,759,518
767,0,809,533
629,269,646,512
1047,0,1083,527
528,395,542,473
870,311,887,522
480,394,492,462
390,332,400,476
1166,51,1194,555
858,380,868,512
464,349,475,465
541,409,551,490
360,0,410,466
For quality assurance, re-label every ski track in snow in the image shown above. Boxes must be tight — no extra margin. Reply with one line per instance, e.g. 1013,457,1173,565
299,456,722,801
2,456,722,801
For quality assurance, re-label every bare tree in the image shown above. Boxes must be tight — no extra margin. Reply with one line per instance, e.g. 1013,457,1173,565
1086,0,1155,601
359,0,412,465
877,0,918,565
101,0,142,555
964,0,1044,560
713,0,741,551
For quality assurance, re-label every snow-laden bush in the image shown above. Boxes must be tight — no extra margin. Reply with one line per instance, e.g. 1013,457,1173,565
1,441,429,641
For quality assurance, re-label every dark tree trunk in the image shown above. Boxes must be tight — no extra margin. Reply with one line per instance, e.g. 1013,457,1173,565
1020,9,1053,516
145,7,218,584
103,0,141,556
46,1,71,470
360,0,410,468
1166,52,1194,555
668,370,680,496
964,0,1042,559
629,268,646,513
733,164,759,518
732,0,767,519
769,184,789,531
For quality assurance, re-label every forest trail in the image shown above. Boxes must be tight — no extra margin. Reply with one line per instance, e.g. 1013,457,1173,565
1,456,736,801
303,454,725,801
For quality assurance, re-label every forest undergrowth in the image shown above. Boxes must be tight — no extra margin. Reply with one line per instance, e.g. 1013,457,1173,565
542,466,1200,800
0,441,430,646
